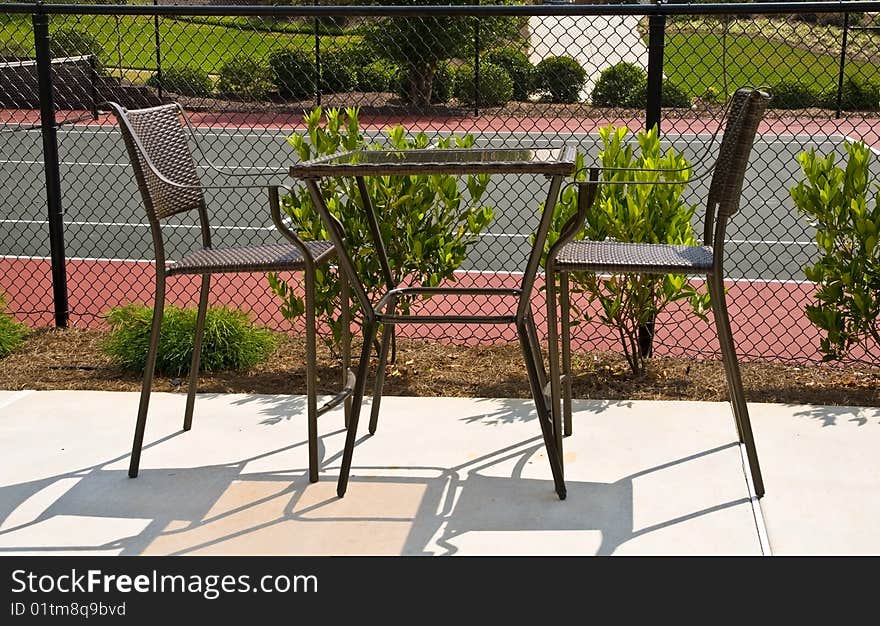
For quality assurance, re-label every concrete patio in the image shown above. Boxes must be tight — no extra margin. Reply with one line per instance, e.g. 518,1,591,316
0,389,878,555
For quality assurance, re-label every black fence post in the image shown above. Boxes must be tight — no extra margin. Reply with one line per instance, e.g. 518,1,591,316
641,3,666,358
835,11,850,119
154,0,163,101
645,6,665,133
474,17,480,116
314,4,321,107
32,9,69,328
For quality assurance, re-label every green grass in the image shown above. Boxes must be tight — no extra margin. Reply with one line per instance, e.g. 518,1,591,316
0,14,358,72
663,30,876,97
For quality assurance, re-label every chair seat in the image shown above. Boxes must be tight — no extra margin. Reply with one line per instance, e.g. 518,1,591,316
166,241,335,275
554,241,714,274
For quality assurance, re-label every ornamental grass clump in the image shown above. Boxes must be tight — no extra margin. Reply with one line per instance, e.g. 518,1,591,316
103,304,277,376
0,296,27,358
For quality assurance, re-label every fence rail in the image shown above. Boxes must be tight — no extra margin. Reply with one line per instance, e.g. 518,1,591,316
1,2,879,364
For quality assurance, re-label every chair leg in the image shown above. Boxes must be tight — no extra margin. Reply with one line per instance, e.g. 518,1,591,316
368,320,394,436
305,267,320,483
337,319,378,498
560,272,573,437
183,274,210,432
517,315,566,500
129,279,166,478
709,277,765,498
340,269,352,428
545,265,564,459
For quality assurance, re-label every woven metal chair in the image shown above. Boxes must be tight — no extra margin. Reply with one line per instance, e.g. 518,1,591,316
107,101,353,483
545,87,770,497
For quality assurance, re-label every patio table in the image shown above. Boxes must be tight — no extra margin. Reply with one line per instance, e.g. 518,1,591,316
289,146,578,500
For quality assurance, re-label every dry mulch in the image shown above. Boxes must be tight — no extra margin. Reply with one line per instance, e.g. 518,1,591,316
2,327,879,408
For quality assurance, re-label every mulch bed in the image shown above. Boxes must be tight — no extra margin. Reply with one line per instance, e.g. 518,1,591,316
2,327,879,408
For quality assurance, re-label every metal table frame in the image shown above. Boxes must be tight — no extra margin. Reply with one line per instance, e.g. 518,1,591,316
289,146,577,500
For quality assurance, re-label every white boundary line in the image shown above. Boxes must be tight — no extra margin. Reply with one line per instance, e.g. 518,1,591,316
0,221,818,247
0,389,34,412
739,443,773,556
0,255,816,284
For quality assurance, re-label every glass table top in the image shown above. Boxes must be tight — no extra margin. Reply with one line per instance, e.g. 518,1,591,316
289,146,577,178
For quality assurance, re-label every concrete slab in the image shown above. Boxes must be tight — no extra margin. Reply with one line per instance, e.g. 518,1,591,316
0,391,762,555
751,403,880,555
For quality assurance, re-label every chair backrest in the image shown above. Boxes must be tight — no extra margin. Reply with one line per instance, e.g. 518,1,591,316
704,88,770,244
107,102,205,225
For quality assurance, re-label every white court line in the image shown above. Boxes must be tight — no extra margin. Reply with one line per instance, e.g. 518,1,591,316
0,254,814,284
0,220,817,246
0,219,271,231
842,135,880,157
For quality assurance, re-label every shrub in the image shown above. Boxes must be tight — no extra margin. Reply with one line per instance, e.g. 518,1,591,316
269,48,357,100
217,55,273,100
320,50,358,94
660,81,692,108
770,80,820,109
49,28,104,72
269,107,494,349
591,62,646,108
147,66,213,98
0,297,27,358
355,60,399,93
484,47,535,101
820,75,880,111
534,55,587,104
541,127,710,375
103,304,277,376
453,62,514,107
395,61,455,104
269,48,315,100
791,141,880,364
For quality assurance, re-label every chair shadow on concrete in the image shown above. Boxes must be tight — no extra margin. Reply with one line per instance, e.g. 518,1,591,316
0,395,749,555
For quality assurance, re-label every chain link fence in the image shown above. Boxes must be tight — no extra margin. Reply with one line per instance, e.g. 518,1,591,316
1,2,878,363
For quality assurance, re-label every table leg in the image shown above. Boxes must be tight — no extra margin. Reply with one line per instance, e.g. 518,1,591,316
517,316,566,500
336,319,378,498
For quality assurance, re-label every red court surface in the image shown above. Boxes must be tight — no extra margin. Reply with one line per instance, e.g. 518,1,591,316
1,256,824,362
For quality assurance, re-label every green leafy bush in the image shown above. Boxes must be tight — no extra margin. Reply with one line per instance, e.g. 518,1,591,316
591,62,646,108
103,304,277,376
49,27,104,73
395,61,455,104
542,126,710,374
534,55,587,104
147,66,213,98
791,141,880,364
659,80,692,108
770,80,820,109
269,48,315,100
453,62,514,107
0,297,27,358
218,55,273,100
485,47,535,101
319,49,358,94
820,75,880,111
355,60,399,92
269,106,494,348
269,48,358,99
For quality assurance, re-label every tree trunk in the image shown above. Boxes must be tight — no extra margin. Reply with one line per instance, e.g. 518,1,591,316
407,61,437,108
